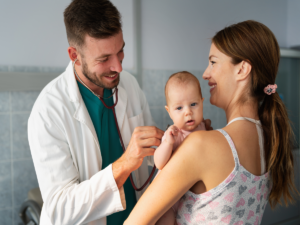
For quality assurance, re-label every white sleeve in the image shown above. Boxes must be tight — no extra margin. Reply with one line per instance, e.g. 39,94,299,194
28,110,125,225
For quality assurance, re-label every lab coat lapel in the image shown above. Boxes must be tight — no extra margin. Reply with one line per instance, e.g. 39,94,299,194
74,101,100,150
114,86,127,131
65,61,100,150
114,85,143,195
115,86,145,198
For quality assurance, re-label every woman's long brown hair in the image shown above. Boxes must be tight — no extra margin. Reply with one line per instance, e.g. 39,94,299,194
212,20,299,209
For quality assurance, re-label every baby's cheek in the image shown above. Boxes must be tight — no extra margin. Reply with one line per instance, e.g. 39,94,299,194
196,109,204,121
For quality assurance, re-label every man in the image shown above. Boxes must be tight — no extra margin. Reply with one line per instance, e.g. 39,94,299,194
28,0,163,224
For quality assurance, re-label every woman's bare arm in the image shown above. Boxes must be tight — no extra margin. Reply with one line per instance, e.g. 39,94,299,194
124,131,208,225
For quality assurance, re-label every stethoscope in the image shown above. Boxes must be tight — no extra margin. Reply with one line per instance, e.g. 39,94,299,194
73,60,156,191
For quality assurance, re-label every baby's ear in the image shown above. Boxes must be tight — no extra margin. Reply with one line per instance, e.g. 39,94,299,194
202,97,205,102
165,105,170,113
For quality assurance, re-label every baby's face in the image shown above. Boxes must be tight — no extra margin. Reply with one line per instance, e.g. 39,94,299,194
166,82,204,131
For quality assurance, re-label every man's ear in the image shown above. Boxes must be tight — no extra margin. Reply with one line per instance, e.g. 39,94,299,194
67,46,81,65
236,60,252,81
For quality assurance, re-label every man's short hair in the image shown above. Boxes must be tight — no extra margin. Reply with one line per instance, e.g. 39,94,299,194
165,71,203,105
64,0,122,48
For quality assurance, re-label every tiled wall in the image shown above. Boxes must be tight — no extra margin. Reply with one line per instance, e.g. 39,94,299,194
142,69,227,131
0,91,40,225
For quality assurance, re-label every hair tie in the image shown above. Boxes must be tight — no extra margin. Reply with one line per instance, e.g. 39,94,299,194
264,84,277,95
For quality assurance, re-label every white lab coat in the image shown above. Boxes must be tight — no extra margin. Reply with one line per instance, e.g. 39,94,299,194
28,62,155,225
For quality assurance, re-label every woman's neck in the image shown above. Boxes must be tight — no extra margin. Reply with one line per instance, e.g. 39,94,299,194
225,99,259,124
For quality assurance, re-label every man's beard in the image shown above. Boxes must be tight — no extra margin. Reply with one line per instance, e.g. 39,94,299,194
81,59,120,90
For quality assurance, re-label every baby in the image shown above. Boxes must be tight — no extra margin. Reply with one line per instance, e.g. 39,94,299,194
154,71,206,225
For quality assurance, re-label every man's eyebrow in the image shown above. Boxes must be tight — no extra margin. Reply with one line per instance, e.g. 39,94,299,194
209,55,217,60
96,42,125,59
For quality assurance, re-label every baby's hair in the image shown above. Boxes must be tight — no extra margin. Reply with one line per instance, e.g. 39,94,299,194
165,71,202,105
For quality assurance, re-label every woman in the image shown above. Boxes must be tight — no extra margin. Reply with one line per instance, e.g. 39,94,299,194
124,20,298,225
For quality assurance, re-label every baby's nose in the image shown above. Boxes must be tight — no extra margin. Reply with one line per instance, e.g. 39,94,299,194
185,108,192,116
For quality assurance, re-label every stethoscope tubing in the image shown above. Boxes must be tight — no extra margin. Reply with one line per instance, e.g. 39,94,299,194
99,90,157,191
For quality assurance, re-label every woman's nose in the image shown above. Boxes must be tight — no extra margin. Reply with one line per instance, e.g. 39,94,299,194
110,55,123,73
202,66,210,80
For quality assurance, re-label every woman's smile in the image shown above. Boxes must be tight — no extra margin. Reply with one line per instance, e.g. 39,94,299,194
209,82,217,93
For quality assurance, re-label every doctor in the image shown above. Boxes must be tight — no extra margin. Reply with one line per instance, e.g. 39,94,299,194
28,0,163,224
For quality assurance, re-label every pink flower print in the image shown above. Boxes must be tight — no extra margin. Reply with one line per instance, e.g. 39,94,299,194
254,216,259,225
224,192,234,203
209,201,219,209
221,215,232,224
256,193,261,201
247,210,254,220
202,192,212,197
233,222,243,225
188,196,199,203
184,214,191,223
261,184,265,192
253,176,260,181
195,213,205,222
225,173,235,183
248,186,256,195
202,192,211,201
241,174,247,182
236,198,245,207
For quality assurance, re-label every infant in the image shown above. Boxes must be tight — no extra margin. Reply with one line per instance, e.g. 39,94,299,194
154,71,206,225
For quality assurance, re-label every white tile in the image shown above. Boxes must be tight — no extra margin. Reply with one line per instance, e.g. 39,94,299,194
13,159,38,208
0,92,10,112
12,113,31,159
11,91,40,112
0,161,12,209
0,114,11,161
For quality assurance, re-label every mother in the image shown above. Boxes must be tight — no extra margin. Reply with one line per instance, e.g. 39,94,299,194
124,20,298,225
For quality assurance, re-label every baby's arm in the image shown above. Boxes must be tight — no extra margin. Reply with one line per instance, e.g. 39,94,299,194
154,125,178,170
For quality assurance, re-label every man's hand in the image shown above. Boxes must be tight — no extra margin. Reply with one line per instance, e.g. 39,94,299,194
203,118,213,130
112,126,164,188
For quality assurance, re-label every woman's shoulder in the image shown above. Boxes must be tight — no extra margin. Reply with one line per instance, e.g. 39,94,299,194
185,129,228,151
179,129,234,167
175,129,235,187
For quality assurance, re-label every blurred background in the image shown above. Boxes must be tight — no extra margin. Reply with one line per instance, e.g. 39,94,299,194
0,0,299,224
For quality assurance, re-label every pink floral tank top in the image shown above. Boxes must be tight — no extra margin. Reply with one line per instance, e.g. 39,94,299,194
176,127,272,225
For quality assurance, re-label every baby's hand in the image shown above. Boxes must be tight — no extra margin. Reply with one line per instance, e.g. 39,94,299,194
165,125,179,145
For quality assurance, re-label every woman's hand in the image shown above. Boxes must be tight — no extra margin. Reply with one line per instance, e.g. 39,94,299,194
203,118,213,130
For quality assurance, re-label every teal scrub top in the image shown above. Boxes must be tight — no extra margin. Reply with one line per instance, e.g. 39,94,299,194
77,81,137,225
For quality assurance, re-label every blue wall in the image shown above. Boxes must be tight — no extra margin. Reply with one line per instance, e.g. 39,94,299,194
0,91,40,225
